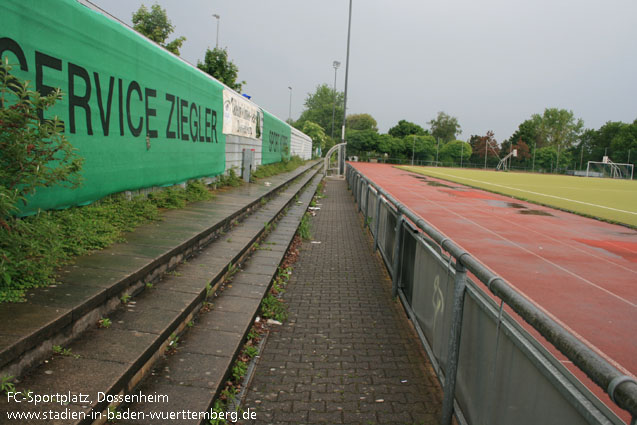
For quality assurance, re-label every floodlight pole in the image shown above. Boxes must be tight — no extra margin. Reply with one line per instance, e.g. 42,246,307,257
532,141,537,172
436,138,440,166
340,0,353,175
411,135,416,166
484,138,488,169
287,86,292,123
212,14,220,48
331,61,341,140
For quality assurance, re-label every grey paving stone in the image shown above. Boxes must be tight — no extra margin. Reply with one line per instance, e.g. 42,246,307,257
242,179,443,425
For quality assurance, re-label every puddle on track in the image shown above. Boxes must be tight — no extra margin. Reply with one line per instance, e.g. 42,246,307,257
485,200,528,209
408,174,457,189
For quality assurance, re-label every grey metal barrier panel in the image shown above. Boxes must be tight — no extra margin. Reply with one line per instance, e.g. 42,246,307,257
401,228,623,425
398,223,418,305
454,280,622,425
368,189,378,237
361,181,368,214
378,198,394,268
408,236,456,377
345,164,634,425
382,203,397,269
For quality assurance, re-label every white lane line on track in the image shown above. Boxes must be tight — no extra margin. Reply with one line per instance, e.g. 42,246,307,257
403,187,636,375
415,192,636,308
360,166,636,375
417,169,637,216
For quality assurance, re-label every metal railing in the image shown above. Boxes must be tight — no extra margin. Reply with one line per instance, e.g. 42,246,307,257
347,164,637,425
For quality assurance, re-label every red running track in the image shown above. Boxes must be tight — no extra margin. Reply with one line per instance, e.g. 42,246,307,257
351,163,637,421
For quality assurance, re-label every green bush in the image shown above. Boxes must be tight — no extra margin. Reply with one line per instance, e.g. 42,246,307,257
0,182,214,303
0,59,83,225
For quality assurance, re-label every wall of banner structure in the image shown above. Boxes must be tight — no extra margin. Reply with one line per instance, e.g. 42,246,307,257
1,0,312,216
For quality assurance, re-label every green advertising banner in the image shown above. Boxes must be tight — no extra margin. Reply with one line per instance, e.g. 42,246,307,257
1,0,226,215
261,110,291,165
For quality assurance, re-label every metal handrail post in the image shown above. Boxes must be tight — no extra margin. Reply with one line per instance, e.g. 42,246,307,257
391,216,404,297
441,261,468,425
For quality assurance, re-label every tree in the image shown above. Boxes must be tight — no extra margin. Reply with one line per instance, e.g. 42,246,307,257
296,84,344,135
197,48,245,92
428,111,461,143
535,147,571,172
387,120,426,138
301,121,327,153
439,140,472,164
410,135,436,162
610,121,637,164
132,3,186,55
377,134,405,159
508,116,542,150
346,113,378,132
469,131,499,167
0,60,83,224
532,108,584,171
346,129,380,158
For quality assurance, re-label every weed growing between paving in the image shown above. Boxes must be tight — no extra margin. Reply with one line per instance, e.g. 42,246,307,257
298,213,312,240
251,155,305,180
210,235,303,424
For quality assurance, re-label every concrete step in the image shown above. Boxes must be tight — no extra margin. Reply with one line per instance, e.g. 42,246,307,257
125,173,323,425
0,162,319,380
0,165,320,424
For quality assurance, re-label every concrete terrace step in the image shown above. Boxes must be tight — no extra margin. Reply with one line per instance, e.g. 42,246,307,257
127,174,323,425
0,168,322,425
0,161,318,380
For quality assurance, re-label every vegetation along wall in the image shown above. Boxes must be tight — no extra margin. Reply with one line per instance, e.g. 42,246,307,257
1,0,311,216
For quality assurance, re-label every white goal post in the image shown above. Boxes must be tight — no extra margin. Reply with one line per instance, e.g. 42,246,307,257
586,159,634,180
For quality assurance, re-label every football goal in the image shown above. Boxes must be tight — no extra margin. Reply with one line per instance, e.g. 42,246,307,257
586,157,634,180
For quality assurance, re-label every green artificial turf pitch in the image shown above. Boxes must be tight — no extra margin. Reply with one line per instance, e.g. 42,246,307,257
397,166,637,228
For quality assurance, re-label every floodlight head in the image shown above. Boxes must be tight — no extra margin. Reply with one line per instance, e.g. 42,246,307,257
333,61,341,69
212,14,220,19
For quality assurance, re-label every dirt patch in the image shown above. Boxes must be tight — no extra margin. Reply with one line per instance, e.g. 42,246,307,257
427,181,455,188
508,203,527,209
409,175,429,181
519,210,553,216
486,200,528,209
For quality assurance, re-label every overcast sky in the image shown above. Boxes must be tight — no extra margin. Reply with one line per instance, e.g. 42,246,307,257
88,0,637,141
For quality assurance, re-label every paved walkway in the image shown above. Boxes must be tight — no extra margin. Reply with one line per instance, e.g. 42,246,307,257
242,179,443,425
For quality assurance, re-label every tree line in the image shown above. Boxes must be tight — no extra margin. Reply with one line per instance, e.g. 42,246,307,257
134,3,636,172
293,84,637,172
